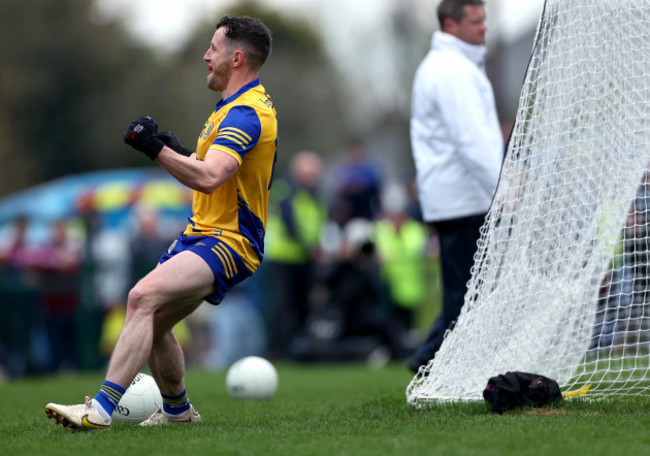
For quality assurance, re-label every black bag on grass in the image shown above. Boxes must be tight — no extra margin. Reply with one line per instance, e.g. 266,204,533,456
483,371,563,414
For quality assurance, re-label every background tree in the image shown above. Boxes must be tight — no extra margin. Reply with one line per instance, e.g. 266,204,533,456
0,0,348,198
0,0,148,196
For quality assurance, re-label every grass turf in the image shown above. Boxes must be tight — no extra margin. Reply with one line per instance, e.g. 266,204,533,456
1,363,649,455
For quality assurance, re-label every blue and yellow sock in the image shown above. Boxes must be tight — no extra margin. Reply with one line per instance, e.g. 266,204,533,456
162,389,191,416
93,381,126,421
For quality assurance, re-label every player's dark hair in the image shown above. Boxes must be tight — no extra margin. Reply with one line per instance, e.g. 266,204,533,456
216,15,272,70
437,0,484,29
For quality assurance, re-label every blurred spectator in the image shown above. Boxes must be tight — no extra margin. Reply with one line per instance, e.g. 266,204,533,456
32,219,84,372
263,151,327,359
0,215,31,267
290,218,406,364
129,206,173,286
0,216,37,376
374,182,428,348
592,264,634,349
592,168,650,349
405,181,424,222
330,139,383,225
202,288,267,369
90,222,131,313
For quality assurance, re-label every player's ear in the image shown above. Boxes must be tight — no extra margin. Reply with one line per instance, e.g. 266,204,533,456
232,50,244,68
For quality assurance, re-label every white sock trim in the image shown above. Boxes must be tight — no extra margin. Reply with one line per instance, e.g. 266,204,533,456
162,406,190,418
91,398,112,422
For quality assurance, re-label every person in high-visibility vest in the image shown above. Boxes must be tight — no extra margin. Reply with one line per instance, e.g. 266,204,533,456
264,151,327,359
374,182,428,349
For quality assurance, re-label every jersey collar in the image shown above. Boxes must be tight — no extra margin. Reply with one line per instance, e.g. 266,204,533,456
216,79,261,109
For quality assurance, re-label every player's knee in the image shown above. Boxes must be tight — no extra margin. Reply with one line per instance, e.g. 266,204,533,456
126,283,159,315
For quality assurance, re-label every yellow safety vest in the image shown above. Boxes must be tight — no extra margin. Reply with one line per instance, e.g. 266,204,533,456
374,218,428,308
265,182,326,264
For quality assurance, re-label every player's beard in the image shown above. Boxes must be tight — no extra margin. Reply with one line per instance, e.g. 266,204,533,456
207,59,232,93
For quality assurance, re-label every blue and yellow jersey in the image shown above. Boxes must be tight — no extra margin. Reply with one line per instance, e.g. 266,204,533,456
184,79,278,273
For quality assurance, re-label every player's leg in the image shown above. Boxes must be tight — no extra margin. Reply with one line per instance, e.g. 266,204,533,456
140,237,253,426
142,302,203,425
46,250,213,430
104,250,214,389
148,304,199,397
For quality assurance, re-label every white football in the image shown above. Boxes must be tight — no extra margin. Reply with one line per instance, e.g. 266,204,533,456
112,372,163,423
226,356,278,400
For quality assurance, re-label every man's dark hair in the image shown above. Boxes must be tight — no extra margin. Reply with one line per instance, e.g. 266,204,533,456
437,0,484,29
216,15,272,69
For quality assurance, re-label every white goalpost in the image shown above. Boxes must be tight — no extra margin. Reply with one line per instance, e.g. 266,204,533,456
407,0,650,405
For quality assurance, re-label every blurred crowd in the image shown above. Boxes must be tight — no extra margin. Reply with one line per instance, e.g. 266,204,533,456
3,142,648,380
592,169,650,350
0,142,440,379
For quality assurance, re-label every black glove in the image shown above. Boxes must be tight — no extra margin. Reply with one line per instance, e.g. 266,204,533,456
123,116,165,160
158,132,193,157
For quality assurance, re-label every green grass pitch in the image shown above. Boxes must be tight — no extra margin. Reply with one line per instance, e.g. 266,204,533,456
1,363,649,455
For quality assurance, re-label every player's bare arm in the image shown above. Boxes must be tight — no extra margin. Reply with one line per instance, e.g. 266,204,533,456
156,146,239,194
122,115,239,194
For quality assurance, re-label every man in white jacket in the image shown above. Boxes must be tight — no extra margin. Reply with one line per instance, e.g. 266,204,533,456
408,0,503,373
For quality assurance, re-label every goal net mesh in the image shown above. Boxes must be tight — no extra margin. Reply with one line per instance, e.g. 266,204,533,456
407,0,650,405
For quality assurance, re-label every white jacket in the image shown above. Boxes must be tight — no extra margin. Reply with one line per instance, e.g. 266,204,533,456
410,31,503,222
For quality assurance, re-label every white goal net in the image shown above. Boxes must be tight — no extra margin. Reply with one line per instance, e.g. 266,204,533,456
407,0,650,405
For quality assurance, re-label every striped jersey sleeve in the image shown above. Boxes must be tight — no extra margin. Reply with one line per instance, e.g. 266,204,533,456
210,105,262,164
